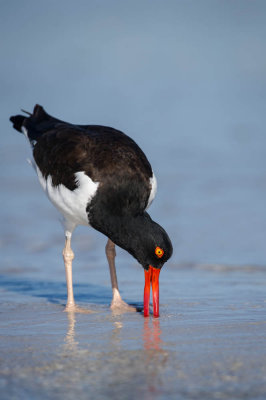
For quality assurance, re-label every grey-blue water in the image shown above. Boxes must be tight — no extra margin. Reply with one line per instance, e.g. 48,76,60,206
1,1,266,399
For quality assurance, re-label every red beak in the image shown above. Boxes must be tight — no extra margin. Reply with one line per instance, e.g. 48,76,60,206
143,266,161,317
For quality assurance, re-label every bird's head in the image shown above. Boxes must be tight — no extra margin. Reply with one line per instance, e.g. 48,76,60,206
119,213,173,318
90,208,173,318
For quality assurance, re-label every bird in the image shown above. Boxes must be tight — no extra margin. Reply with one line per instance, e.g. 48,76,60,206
10,105,173,317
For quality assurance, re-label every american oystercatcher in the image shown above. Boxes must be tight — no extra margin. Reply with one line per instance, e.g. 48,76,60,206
10,105,173,317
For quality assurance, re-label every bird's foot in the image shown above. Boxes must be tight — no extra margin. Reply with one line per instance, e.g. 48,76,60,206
110,298,137,314
63,304,94,314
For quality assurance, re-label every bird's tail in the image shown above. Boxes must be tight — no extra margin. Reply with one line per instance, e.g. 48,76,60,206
10,104,42,133
9,114,27,133
10,104,61,142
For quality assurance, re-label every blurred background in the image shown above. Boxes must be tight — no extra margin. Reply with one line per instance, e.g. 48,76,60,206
1,0,266,276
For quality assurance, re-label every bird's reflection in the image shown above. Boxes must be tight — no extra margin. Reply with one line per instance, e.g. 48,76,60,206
142,318,168,398
110,320,123,349
109,315,168,391
61,308,169,399
62,311,79,353
142,318,162,351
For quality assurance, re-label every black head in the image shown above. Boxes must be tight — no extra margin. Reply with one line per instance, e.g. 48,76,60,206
122,212,173,318
89,210,172,318
89,206,173,271
120,212,173,271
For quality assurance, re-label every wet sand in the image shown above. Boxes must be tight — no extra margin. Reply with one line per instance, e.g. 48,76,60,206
1,263,266,400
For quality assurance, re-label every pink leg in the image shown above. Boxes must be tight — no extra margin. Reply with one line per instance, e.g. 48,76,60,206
62,234,93,314
105,238,136,313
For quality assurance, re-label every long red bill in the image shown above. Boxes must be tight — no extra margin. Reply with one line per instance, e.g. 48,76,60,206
143,266,161,318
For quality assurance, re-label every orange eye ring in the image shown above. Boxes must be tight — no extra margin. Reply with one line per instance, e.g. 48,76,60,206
155,246,164,258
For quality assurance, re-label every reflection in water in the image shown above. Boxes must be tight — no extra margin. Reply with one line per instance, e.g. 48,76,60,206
142,318,168,399
60,311,169,399
143,318,162,351
108,317,169,399
110,320,123,350
62,311,79,353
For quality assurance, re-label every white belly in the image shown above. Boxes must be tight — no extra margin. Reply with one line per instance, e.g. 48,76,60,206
36,166,99,231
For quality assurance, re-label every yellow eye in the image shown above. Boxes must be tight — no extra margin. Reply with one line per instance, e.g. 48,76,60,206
155,246,164,258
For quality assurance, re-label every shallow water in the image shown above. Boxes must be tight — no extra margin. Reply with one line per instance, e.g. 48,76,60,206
1,266,266,400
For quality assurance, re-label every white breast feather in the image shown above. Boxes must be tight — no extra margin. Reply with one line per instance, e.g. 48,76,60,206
36,166,99,231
